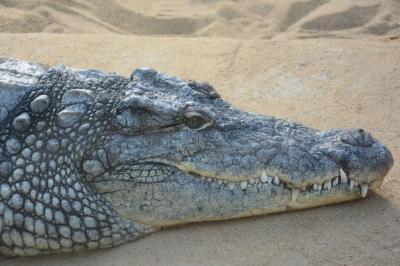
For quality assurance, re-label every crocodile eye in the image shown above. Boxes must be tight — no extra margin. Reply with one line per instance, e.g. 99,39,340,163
183,112,208,129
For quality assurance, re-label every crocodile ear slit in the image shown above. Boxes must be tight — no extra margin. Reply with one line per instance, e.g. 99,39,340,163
117,94,153,111
117,94,177,115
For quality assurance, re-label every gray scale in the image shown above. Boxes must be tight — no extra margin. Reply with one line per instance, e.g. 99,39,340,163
0,59,149,256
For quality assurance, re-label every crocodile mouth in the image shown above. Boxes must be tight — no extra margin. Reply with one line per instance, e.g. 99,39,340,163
144,158,383,200
93,159,381,205
186,168,381,201
186,166,386,209
89,154,390,228
91,160,383,227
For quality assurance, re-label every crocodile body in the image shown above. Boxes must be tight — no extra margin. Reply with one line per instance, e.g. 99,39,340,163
0,58,393,256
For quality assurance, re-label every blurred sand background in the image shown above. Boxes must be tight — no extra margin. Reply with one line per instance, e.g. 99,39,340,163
0,0,399,265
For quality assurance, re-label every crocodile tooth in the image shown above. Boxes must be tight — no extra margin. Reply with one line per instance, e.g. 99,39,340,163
350,179,355,190
291,189,300,202
317,184,322,191
240,181,248,190
249,178,255,184
323,181,331,191
260,171,268,183
206,178,212,182
273,177,280,185
354,180,359,187
332,177,339,187
267,176,273,183
228,183,235,190
217,180,223,185
339,168,348,184
361,185,368,198
313,184,318,191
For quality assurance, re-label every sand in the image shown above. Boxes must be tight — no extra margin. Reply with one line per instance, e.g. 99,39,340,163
0,1,399,265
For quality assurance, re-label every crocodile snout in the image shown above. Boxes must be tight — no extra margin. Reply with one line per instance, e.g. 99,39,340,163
340,128,374,147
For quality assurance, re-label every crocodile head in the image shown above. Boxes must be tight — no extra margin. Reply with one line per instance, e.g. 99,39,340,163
0,59,393,255
84,68,393,227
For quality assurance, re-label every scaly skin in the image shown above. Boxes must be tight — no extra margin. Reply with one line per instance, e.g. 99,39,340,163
0,58,393,256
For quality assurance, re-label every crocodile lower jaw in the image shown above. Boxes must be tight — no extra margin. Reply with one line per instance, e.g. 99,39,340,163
188,167,377,202
164,178,381,226
132,159,378,202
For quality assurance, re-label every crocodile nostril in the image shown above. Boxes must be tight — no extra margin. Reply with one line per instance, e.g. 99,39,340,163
360,130,374,147
341,129,374,147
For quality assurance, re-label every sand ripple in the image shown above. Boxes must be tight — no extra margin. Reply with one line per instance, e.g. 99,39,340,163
0,0,398,38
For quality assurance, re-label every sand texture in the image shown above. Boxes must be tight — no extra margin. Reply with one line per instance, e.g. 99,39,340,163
0,0,399,265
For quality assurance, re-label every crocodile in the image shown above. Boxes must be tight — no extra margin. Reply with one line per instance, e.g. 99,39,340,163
0,57,393,256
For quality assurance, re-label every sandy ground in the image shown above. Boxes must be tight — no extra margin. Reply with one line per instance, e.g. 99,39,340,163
0,1,400,265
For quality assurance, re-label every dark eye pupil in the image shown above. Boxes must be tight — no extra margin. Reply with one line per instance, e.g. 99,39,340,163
185,116,205,129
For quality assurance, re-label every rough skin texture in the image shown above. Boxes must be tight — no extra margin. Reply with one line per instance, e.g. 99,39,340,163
0,58,393,256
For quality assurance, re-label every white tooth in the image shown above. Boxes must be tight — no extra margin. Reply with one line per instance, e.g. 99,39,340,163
332,177,339,187
217,180,223,185
291,189,300,202
260,171,268,183
350,179,355,189
340,169,348,184
206,178,212,182
249,178,255,184
240,181,248,190
323,181,332,191
361,184,368,198
354,180,358,187
228,183,235,191
314,184,321,191
273,177,280,185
